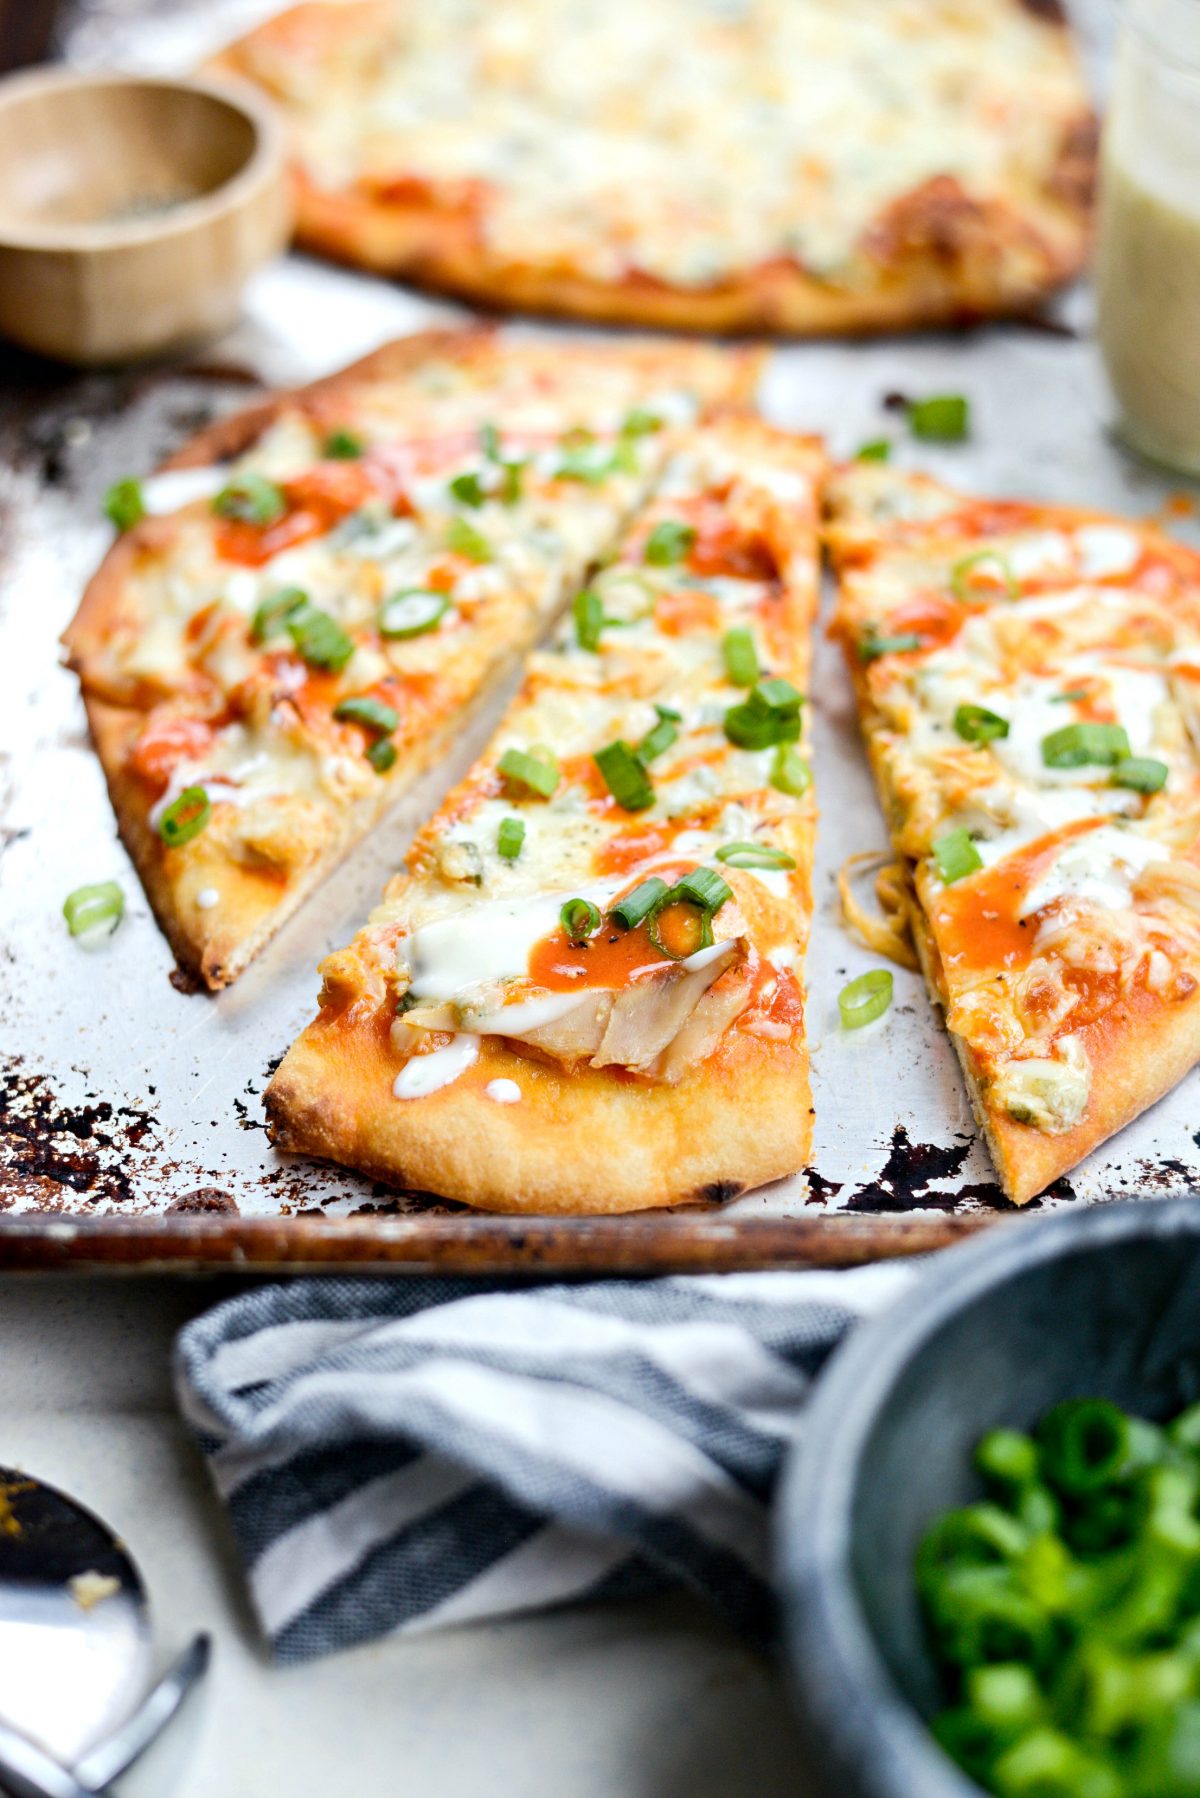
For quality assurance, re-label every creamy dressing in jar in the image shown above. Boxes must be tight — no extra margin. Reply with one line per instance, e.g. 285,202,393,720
1097,0,1200,475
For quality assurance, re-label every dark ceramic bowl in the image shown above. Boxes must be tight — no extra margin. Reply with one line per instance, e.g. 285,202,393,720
776,1199,1200,1798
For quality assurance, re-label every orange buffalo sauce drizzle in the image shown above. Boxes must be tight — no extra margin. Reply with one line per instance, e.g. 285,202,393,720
929,819,1104,980
528,862,697,993
214,461,391,567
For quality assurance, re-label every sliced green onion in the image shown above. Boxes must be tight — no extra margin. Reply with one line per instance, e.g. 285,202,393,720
644,520,696,566
555,439,638,484
333,695,399,734
648,899,712,960
379,589,450,639
715,841,796,870
574,588,605,653
975,1430,1040,1494
104,478,144,531
636,712,678,764
1041,722,1131,769
446,516,491,561
213,472,286,526
610,877,670,930
497,816,525,860
498,746,560,799
561,897,602,942
771,745,811,795
449,471,485,507
655,703,683,723
250,585,307,642
1112,757,1168,794
839,968,893,1028
860,629,923,661
752,677,802,716
62,880,125,938
594,740,654,811
323,428,363,459
724,680,803,749
951,550,1018,603
1037,1400,1133,1495
286,600,355,672
366,738,397,773
933,828,983,885
855,439,892,463
908,395,970,442
672,867,732,913
480,422,501,461
621,408,663,437
955,703,1010,745
1053,687,1090,704
159,785,211,848
723,627,760,687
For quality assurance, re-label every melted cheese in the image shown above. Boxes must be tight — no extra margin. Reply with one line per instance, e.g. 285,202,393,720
393,1035,479,1098
1020,826,1168,918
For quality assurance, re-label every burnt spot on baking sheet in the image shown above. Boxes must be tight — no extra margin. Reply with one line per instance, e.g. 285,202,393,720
0,1059,158,1208
804,1168,845,1208
846,1125,1013,1214
232,1097,267,1135
1130,1156,1197,1193
1015,0,1067,23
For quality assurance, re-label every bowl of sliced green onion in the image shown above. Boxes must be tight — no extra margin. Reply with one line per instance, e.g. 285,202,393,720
776,1199,1200,1798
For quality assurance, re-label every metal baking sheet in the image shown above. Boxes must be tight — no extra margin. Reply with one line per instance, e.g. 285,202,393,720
2,0,1198,1272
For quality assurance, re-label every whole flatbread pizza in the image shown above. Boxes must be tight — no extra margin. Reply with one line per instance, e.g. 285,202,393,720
210,0,1096,335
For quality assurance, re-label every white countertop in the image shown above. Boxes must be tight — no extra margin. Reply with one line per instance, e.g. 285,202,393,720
0,1278,804,1798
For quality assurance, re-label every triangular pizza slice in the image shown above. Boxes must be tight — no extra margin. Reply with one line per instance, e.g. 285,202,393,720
266,416,822,1213
65,331,754,988
828,460,1200,1204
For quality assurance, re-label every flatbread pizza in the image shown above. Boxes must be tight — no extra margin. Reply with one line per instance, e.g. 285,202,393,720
266,416,822,1212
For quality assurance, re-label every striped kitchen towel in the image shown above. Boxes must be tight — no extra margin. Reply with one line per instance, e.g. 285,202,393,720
174,1266,916,1662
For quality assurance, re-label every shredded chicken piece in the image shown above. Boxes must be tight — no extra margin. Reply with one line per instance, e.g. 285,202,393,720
837,850,918,971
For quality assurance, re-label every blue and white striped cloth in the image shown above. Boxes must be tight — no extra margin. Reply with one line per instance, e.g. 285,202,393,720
174,1267,915,1662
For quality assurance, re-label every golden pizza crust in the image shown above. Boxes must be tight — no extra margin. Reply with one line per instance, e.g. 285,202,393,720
64,329,761,989
209,3,1095,336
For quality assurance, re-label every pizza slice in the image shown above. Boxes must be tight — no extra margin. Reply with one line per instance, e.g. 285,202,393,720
828,460,1200,1204
64,330,755,989
208,0,1094,337
265,416,822,1214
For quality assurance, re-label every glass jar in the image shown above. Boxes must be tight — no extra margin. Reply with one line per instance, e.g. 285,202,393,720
1095,0,1200,476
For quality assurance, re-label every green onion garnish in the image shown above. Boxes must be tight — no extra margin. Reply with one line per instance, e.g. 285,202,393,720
771,745,811,795
497,817,525,860
62,880,125,938
560,897,602,942
446,516,491,561
286,600,355,672
933,828,983,885
622,408,663,437
250,586,305,643
1112,756,1168,793
333,695,399,735
213,472,287,526
724,678,803,750
104,478,144,532
648,899,713,960
954,704,1010,745
498,746,560,799
951,551,1017,603
838,969,893,1028
636,709,678,764
644,520,696,566
715,842,796,870
1052,688,1090,704
855,439,892,463
480,423,502,461
672,867,732,913
860,629,923,661
449,471,485,508
574,589,605,653
1041,722,1131,769
366,739,397,773
611,878,670,930
723,627,760,687
908,395,970,442
379,590,450,640
498,460,525,505
594,740,654,811
323,429,363,459
159,786,211,848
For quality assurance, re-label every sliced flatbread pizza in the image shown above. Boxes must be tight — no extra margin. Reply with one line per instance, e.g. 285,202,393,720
266,416,822,1213
209,0,1094,336
65,331,755,988
828,461,1200,1204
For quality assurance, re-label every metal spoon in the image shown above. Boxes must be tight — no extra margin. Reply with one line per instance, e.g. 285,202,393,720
0,1470,208,1795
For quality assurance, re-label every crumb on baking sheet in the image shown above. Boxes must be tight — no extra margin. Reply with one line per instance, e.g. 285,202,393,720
69,1570,121,1611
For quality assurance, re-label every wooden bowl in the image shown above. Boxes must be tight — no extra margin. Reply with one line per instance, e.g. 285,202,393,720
776,1198,1200,1798
0,67,292,365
